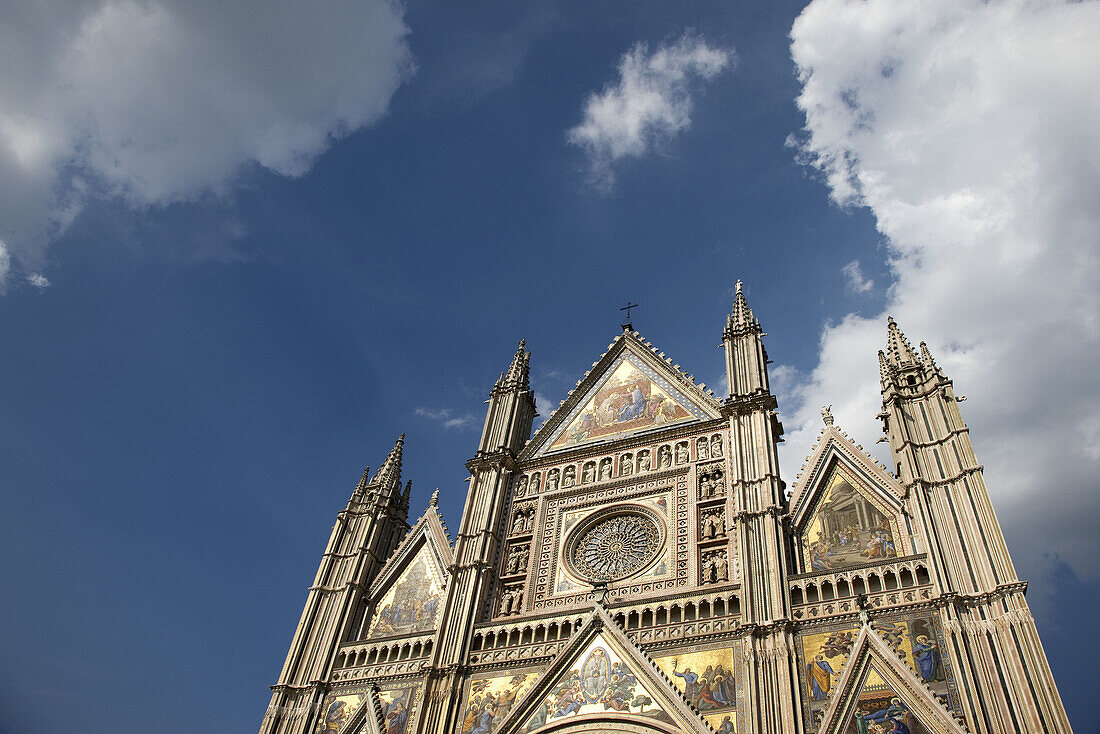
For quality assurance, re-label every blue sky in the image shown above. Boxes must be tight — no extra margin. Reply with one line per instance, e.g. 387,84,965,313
1,2,1098,732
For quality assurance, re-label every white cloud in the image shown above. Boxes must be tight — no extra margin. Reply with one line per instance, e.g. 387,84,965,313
26,273,50,289
415,407,478,431
0,241,9,287
567,31,732,189
0,0,413,283
841,259,873,293
782,0,1100,576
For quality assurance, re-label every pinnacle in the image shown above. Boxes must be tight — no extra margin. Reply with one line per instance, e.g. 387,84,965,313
727,278,759,333
885,316,920,367
501,339,531,390
429,488,439,508
919,341,937,368
369,433,405,489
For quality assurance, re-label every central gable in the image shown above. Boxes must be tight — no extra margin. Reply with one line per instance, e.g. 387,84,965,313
527,334,720,458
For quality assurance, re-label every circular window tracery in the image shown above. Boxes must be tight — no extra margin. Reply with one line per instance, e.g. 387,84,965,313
565,507,664,582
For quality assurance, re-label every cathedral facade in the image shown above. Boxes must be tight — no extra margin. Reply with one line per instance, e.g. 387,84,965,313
259,284,1072,734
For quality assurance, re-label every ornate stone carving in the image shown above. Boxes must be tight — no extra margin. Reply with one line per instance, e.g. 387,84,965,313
562,465,576,488
696,436,710,460
700,508,726,540
566,510,663,582
701,549,730,584
711,434,723,458
674,441,689,465
582,461,596,484
698,465,726,500
546,468,559,492
529,472,541,494
505,544,530,575
510,503,535,535
619,453,633,476
658,445,672,468
637,449,651,472
599,457,613,481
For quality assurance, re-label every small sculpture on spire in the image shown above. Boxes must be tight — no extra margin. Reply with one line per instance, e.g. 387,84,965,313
429,488,440,508
821,404,834,426
726,278,759,334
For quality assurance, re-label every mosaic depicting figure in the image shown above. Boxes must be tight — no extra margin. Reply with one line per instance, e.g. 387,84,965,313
367,554,443,638
524,641,673,731
798,627,857,702
548,357,695,450
842,667,932,734
802,470,900,572
459,673,539,734
379,686,418,734
653,646,740,720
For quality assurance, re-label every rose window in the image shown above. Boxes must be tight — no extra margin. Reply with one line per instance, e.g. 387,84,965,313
565,508,663,582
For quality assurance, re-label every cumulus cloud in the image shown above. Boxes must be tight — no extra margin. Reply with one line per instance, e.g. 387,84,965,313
567,31,732,189
780,0,1100,576
415,407,478,431
0,0,413,283
841,260,873,293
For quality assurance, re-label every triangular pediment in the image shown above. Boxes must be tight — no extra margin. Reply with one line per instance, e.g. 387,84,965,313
524,332,722,459
818,625,967,734
789,425,912,574
494,605,711,734
364,507,452,640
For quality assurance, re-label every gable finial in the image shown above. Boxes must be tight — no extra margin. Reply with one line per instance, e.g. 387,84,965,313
429,488,439,508
619,301,639,331
821,404,834,426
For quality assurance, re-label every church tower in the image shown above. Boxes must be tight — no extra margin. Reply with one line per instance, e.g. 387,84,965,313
722,281,803,734
259,291,1072,734
260,437,411,734
879,318,1072,733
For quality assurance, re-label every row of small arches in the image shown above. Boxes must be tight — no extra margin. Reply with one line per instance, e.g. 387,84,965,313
336,639,433,669
790,564,930,605
518,434,727,492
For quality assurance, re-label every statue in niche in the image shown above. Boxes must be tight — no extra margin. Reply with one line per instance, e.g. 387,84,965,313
599,458,613,481
500,587,523,615
711,434,723,458
516,475,528,496
529,473,541,494
658,445,672,468
620,454,633,476
699,468,726,499
637,449,651,472
546,469,560,492
582,462,596,484
512,511,526,534
702,550,730,584
697,437,709,461
562,466,576,487
700,510,724,540
506,545,529,574
674,442,689,465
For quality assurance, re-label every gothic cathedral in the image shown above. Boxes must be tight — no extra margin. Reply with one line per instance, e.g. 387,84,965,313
259,284,1072,734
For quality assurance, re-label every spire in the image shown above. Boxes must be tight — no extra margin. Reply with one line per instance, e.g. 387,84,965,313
401,480,412,509
878,349,891,385
355,466,371,494
726,279,760,334
919,341,937,368
369,433,405,490
500,339,531,390
885,316,920,367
